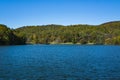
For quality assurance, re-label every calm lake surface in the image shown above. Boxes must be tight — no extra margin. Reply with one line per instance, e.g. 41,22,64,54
0,45,120,80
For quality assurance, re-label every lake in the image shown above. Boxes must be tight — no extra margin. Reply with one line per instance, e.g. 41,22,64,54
0,45,120,80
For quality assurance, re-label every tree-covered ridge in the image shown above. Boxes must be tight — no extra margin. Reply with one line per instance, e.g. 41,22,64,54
15,21,120,45
1,21,120,45
0,24,26,45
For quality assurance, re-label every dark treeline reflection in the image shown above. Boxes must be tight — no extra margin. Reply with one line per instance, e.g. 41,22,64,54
1,21,120,45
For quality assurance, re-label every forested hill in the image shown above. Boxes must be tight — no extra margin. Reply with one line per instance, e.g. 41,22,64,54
1,21,120,45
0,24,26,45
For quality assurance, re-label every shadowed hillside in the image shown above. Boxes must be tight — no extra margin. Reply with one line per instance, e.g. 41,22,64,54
0,24,26,45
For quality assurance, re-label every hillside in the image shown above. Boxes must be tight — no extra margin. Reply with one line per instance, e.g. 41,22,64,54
0,21,120,45
0,24,26,45
14,21,120,45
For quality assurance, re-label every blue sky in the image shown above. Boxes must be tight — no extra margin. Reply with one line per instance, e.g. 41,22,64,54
0,0,120,28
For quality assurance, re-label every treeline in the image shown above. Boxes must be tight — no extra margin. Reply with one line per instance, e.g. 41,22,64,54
15,21,120,45
0,24,26,45
1,21,120,45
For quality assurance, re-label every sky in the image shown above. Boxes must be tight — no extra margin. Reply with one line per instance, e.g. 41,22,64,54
0,0,120,28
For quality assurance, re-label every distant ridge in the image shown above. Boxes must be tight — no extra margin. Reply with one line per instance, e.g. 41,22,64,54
1,21,120,45
100,21,120,25
15,21,120,28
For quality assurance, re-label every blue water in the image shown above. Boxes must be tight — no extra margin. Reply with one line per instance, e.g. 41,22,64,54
0,45,120,80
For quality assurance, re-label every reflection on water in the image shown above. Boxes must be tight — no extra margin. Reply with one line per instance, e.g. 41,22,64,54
0,45,120,80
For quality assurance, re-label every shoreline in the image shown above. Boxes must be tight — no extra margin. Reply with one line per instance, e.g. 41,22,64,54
1,42,120,46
